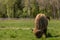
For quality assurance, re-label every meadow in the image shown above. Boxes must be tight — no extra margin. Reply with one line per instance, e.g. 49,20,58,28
0,18,60,40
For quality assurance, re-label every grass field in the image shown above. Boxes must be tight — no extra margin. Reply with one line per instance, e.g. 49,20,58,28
0,18,60,40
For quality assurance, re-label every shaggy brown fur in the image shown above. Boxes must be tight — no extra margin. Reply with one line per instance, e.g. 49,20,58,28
33,13,50,38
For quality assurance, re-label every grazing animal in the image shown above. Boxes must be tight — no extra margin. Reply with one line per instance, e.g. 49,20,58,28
33,13,50,38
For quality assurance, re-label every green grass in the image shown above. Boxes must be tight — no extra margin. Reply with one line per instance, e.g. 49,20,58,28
0,19,60,40
0,18,34,28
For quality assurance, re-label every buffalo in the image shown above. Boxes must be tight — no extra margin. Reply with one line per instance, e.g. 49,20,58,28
33,13,50,38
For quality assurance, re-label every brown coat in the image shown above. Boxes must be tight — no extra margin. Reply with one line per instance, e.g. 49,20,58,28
33,13,49,38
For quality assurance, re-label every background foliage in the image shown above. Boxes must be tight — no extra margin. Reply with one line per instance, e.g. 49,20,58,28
0,0,60,19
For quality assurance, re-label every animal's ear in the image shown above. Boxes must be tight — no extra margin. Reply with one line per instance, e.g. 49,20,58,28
46,16,50,20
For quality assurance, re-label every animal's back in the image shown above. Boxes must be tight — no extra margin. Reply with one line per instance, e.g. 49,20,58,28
35,14,48,30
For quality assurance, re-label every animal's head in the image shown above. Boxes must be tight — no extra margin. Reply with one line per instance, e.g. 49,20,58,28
33,30,42,38
34,30,43,38
32,28,42,38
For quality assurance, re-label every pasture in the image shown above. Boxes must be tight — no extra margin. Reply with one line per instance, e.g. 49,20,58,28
0,18,60,40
